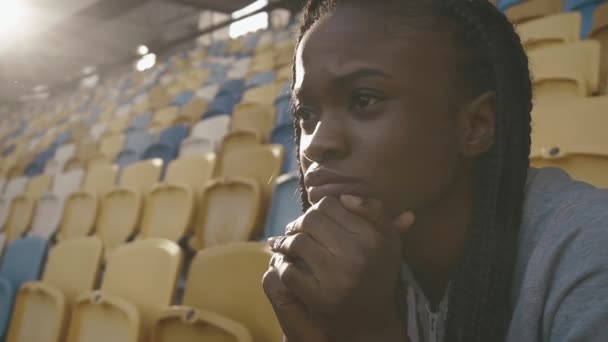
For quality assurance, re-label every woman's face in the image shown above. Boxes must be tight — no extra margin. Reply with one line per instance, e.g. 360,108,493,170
295,6,473,216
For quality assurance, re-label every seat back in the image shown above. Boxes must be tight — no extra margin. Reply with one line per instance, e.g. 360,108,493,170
128,112,153,132
181,98,209,122
218,144,284,202
184,243,281,342
231,103,275,139
180,137,215,156
28,194,63,239
506,0,562,24
99,134,125,160
4,177,28,201
55,144,77,164
264,173,301,238
528,41,601,99
25,174,53,201
159,124,190,149
82,164,118,195
97,189,142,253
531,96,608,188
102,239,182,332
58,192,98,241
5,197,35,242
193,179,263,249
517,12,581,51
270,125,298,174
151,106,179,131
115,150,140,168
140,185,194,241
166,155,215,190
590,2,608,93
143,144,176,166
53,169,84,198
220,131,262,159
0,237,49,338
241,83,279,106
192,115,231,144
120,159,163,193
125,130,155,155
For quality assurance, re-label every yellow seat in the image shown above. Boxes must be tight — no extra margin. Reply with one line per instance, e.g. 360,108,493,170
590,2,608,93
96,160,163,252
24,174,53,201
4,196,34,242
150,85,173,111
275,41,296,69
139,184,195,242
531,96,608,188
529,41,601,101
241,83,279,106
248,53,275,76
150,106,179,131
217,144,284,205
191,178,263,249
180,98,209,124
219,131,263,162
517,12,581,51
7,237,103,342
66,239,183,342
231,103,276,140
276,65,292,83
108,117,131,135
57,165,118,242
506,0,562,24
165,154,216,192
99,134,126,161
153,243,280,342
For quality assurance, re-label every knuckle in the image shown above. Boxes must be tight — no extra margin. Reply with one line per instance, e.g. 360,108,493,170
262,268,280,295
300,209,321,229
316,196,335,212
289,233,307,252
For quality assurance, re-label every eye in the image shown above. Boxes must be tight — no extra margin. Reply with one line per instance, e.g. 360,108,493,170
349,92,382,111
294,105,319,131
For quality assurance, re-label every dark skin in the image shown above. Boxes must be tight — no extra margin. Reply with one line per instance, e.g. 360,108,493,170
263,5,496,342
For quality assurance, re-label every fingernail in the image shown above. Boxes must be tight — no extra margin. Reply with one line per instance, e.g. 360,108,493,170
395,211,415,228
268,236,286,250
267,237,279,249
340,194,362,207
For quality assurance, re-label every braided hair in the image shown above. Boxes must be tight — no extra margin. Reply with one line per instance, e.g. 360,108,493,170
289,0,533,341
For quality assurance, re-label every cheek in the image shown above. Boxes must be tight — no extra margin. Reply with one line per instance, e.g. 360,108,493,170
356,112,461,212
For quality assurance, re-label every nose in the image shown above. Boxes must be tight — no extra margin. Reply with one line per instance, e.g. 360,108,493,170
300,115,348,164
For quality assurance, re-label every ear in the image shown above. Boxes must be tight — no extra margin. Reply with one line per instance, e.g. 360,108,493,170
458,91,496,157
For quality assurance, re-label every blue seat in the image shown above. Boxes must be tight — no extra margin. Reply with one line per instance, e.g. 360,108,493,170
206,65,229,85
274,95,292,127
125,130,155,156
205,91,240,117
83,107,102,127
208,41,228,56
128,112,153,131
271,124,298,174
498,0,524,11
219,79,245,96
115,149,140,168
565,0,608,37
25,147,56,177
2,144,15,157
55,130,72,146
247,71,277,88
173,91,194,107
0,237,49,339
264,173,301,238
159,124,190,150
143,143,176,167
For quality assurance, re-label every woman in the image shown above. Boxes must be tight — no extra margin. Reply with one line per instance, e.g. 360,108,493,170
263,0,608,341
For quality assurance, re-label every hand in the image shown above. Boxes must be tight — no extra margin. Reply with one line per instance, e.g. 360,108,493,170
265,195,415,341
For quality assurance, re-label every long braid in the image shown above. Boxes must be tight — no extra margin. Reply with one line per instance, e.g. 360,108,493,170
289,1,532,341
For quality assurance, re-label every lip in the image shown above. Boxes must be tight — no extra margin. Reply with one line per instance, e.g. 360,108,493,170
304,168,364,204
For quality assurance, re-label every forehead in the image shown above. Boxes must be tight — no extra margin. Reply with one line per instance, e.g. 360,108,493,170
295,5,460,92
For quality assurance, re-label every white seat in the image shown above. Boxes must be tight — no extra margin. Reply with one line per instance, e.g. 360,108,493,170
28,194,63,239
195,84,220,101
180,137,215,157
90,123,108,141
53,169,85,199
115,105,132,118
192,115,231,146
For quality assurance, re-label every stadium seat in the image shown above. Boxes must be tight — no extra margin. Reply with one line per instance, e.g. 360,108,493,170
241,83,280,106
191,178,263,249
531,96,608,188
180,98,209,123
127,112,153,132
505,0,562,24
89,123,108,142
96,160,162,252
56,165,118,242
231,103,276,139
0,233,5,261
24,174,53,201
153,243,280,342
270,125,298,174
220,131,262,162
276,65,292,84
590,2,608,91
564,0,608,37
28,169,85,239
191,115,231,145
227,57,252,80
4,197,35,242
159,124,190,151
150,106,180,131
107,116,131,135
528,40,601,100
142,143,176,166
195,84,220,102
207,91,240,116
99,134,126,162
180,137,215,156
274,94,292,127
275,41,295,68
115,104,132,118
165,154,216,192
246,71,277,88
139,184,195,242
66,239,182,342
115,150,140,168
173,91,194,107
125,129,156,156
516,12,582,51
45,143,77,175
149,85,173,111
0,237,49,340
264,173,301,238
6,237,103,342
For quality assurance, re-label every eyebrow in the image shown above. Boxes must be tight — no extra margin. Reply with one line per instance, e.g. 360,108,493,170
293,67,394,103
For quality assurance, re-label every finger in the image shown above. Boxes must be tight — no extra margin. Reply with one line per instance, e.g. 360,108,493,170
273,252,320,304
263,268,328,342
270,233,330,274
340,195,415,235
283,208,348,254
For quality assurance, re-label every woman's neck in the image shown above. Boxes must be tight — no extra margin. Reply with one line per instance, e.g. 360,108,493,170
401,166,473,308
